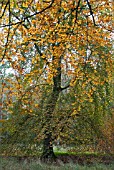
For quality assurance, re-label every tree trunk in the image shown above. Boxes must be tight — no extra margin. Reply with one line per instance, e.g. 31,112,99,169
41,55,61,161
41,89,60,161
42,131,56,160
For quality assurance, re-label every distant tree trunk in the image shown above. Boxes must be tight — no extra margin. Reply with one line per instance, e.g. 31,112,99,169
41,56,61,161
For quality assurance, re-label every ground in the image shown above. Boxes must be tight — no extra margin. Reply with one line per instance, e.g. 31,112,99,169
0,153,114,170
3,152,113,165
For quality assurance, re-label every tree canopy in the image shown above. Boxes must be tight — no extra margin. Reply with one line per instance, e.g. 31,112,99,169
0,0,113,160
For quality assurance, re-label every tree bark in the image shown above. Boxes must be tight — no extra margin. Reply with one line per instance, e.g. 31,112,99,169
41,88,61,161
41,56,61,161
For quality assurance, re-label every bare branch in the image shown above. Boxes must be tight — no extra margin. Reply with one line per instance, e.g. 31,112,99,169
75,0,81,21
34,43,43,56
74,0,96,26
86,0,96,26
0,0,9,19
0,0,11,62
61,84,70,91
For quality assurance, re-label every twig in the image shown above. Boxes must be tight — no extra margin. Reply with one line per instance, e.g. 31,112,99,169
86,0,96,26
0,0,54,28
0,0,11,62
76,0,81,21
0,0,9,19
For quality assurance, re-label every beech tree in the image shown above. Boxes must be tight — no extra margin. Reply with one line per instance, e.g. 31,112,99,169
0,0,113,160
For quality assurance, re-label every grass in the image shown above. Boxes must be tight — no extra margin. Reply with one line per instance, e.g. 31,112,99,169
0,156,114,170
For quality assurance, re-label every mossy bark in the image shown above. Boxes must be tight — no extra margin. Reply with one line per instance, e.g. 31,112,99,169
41,56,61,161
41,89,60,161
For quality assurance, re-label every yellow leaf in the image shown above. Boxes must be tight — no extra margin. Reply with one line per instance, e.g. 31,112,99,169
71,110,77,116
35,104,39,107
78,106,81,111
89,98,93,102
